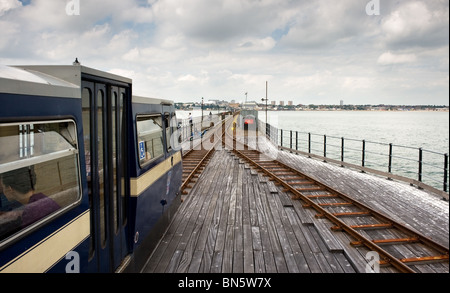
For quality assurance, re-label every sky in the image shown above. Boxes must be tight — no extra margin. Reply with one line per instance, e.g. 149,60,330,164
0,0,449,105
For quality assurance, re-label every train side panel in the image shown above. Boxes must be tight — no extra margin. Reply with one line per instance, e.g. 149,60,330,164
0,92,91,273
124,99,182,272
1,65,182,273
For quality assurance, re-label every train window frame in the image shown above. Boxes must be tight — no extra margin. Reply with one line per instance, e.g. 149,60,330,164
136,114,165,168
164,113,172,152
0,119,83,248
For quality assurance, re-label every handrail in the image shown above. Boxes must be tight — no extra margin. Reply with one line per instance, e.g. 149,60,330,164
258,120,449,199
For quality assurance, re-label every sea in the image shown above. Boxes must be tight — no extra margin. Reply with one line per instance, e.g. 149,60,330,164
177,110,449,191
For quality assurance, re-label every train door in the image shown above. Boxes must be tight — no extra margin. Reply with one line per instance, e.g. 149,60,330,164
163,105,175,155
81,80,129,272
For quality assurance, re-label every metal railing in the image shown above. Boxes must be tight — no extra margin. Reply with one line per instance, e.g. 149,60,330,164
258,121,449,198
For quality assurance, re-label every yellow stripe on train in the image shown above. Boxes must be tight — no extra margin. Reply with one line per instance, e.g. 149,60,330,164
130,152,182,197
0,210,90,273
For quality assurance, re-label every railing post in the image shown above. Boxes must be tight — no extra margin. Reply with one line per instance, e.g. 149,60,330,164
418,148,423,183
290,130,293,150
362,140,366,168
296,131,299,151
281,129,283,148
308,133,311,155
388,143,393,175
444,153,448,193
341,137,345,167
323,135,327,161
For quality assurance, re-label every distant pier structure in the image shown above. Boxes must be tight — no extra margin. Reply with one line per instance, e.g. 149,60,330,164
238,109,258,132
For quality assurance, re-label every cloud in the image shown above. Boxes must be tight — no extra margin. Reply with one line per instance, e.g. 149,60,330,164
0,0,22,16
381,0,449,49
377,51,417,65
151,0,289,45
235,37,276,52
279,0,378,49
0,0,448,105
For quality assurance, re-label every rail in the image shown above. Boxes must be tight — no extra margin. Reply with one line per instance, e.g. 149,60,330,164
180,114,234,195
227,124,449,273
258,121,449,199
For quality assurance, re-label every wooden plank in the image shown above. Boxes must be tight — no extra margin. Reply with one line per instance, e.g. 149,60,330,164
176,221,202,273
222,224,235,273
259,185,289,273
243,224,254,273
284,207,321,273
254,250,266,273
166,250,183,273
307,224,345,273
313,218,344,252
201,173,227,272
279,190,294,207
253,180,279,273
263,251,278,273
233,251,244,273
210,251,223,273
264,189,300,273
248,174,259,227
334,252,357,273
177,151,228,273
187,250,203,273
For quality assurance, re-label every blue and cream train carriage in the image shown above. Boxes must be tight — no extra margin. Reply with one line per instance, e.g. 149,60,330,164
0,64,182,273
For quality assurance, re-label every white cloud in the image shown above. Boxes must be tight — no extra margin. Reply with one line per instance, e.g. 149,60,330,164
0,0,21,16
381,1,449,49
0,0,448,105
377,52,417,65
235,37,276,52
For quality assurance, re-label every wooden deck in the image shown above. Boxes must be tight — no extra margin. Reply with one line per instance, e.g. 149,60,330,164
142,143,449,273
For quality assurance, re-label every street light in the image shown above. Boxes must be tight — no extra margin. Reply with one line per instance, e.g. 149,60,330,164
201,97,204,124
261,81,269,137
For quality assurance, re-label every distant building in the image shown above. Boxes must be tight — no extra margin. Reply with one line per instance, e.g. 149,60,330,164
340,100,344,106
229,103,240,109
280,101,285,106
271,101,276,106
288,101,293,106
242,101,258,110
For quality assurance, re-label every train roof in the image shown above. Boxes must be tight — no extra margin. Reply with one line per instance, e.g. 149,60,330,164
0,64,132,99
133,95,174,106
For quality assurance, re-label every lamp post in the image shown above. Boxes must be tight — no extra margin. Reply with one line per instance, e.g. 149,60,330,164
201,97,204,124
261,81,269,137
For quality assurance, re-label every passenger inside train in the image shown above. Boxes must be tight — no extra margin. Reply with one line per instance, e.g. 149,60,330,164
0,167,60,236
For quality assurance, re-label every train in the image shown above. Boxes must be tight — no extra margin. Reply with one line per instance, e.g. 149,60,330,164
0,64,183,273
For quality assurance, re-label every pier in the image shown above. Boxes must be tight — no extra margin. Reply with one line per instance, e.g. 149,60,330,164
142,115,449,274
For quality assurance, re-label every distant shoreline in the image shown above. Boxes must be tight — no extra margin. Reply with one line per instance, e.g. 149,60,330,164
255,109,449,112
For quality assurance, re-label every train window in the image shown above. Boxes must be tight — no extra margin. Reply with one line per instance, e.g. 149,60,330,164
169,113,181,150
164,114,172,152
0,120,81,243
137,115,164,166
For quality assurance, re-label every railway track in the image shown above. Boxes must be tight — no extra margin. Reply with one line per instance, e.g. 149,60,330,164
231,144,449,273
180,116,231,196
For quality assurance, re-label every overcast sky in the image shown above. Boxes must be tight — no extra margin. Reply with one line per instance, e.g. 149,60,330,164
1,0,448,105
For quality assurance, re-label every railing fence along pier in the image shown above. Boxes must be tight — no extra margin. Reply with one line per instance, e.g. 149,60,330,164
259,121,449,200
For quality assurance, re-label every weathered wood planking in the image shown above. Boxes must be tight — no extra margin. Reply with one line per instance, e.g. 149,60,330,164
143,149,360,273
143,145,448,273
